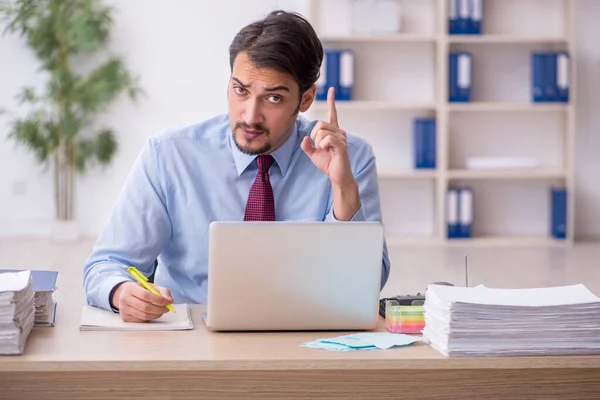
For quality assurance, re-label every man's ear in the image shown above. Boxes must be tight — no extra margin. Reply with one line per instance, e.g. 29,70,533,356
299,85,316,113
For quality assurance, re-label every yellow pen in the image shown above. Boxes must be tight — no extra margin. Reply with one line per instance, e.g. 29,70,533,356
127,266,176,313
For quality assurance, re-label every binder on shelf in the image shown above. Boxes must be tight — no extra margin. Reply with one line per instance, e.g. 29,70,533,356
338,49,354,101
531,52,545,102
426,119,436,169
413,118,436,169
545,52,557,102
470,0,483,34
458,187,473,238
325,49,340,99
557,52,570,103
448,0,458,34
446,188,459,238
322,49,354,101
449,52,471,102
530,51,570,103
456,0,470,34
550,187,567,239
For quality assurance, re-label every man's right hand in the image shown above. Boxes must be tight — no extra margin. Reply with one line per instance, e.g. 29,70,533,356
110,281,174,322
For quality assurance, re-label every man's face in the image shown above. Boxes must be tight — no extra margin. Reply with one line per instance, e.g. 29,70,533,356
228,51,313,155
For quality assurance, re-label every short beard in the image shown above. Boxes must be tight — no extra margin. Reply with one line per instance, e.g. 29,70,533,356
232,122,271,155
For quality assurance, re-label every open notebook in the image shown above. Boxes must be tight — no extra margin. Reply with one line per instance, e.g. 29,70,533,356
79,303,193,331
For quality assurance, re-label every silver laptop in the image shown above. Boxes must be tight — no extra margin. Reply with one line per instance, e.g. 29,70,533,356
204,221,384,331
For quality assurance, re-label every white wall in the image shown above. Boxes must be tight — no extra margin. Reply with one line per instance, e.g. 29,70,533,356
0,0,598,239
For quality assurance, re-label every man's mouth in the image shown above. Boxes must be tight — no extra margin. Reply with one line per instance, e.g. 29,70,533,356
241,128,264,140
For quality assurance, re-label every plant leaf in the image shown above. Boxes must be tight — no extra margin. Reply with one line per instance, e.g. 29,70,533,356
8,114,52,164
72,56,136,114
95,128,117,164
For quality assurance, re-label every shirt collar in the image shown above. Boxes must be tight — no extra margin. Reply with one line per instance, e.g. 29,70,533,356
230,120,299,176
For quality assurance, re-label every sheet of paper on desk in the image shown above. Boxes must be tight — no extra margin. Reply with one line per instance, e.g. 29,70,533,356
79,304,193,331
301,332,422,351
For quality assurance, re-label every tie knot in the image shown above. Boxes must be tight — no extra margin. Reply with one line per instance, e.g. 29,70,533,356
256,154,275,174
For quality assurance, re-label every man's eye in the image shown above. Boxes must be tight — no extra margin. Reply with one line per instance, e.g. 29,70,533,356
234,87,246,95
267,95,282,104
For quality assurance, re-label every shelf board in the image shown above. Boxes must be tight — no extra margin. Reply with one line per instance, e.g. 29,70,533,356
447,168,567,180
319,34,436,43
312,100,436,111
378,169,437,179
448,35,568,44
386,236,440,247
445,236,569,247
386,236,568,247
448,102,570,112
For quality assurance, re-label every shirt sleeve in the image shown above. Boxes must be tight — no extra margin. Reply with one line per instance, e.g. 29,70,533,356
82,137,172,312
324,140,391,290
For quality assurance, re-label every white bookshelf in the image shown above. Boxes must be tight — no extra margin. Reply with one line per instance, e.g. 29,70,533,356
304,0,576,246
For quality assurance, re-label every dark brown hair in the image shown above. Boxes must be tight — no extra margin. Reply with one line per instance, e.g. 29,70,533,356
228,10,323,95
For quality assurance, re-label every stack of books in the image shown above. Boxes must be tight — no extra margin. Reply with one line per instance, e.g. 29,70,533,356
422,283,600,357
0,270,36,355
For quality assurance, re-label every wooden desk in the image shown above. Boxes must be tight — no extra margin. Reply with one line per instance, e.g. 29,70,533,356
2,300,600,400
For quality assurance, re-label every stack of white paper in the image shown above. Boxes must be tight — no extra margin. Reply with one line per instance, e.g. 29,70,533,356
0,270,58,326
422,284,600,357
0,271,36,355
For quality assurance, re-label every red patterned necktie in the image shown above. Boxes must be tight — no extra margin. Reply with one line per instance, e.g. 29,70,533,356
243,154,275,221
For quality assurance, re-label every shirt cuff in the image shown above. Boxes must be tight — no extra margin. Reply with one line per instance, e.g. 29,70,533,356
325,203,366,222
100,275,133,313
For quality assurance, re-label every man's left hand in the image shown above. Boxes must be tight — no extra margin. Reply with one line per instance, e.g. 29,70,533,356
301,87,360,220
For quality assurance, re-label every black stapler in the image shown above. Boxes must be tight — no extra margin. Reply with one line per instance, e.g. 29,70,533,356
379,282,454,318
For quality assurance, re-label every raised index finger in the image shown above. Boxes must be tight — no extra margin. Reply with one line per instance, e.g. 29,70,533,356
327,86,338,127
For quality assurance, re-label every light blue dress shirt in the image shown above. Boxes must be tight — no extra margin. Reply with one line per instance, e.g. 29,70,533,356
83,113,391,311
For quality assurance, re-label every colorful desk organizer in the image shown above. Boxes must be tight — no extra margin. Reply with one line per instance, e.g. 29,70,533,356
385,299,425,334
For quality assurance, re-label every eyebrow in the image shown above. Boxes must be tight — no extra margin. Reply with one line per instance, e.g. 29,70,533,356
232,77,290,93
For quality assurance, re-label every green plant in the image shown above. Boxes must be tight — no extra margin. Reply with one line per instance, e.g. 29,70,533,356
0,0,141,221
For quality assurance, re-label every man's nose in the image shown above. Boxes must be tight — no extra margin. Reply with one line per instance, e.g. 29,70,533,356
243,99,264,127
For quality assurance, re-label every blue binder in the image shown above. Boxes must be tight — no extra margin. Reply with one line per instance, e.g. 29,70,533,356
557,51,570,103
448,0,458,34
550,187,567,239
413,119,427,169
325,49,340,99
449,52,471,102
413,118,436,169
425,119,437,169
447,188,459,238
449,53,458,101
458,187,473,238
545,52,557,102
531,52,545,102
456,0,470,34
470,0,483,34
337,49,354,101
457,53,472,101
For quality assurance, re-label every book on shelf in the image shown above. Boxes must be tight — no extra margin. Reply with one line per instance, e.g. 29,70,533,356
531,52,570,103
449,0,483,35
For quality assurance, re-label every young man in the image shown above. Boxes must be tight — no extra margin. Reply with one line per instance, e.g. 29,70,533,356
83,10,390,322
